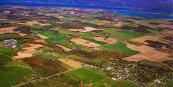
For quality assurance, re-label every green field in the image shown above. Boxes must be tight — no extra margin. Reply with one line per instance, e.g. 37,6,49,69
58,29,76,35
66,67,106,84
5,60,32,69
0,67,33,87
83,37,106,45
32,30,70,45
101,42,140,56
23,67,140,87
0,47,19,63
0,34,19,40
103,28,143,40
66,67,139,87
0,5,172,87
59,29,102,38
33,29,95,51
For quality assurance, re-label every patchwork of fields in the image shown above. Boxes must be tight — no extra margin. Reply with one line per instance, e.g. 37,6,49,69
0,6,173,87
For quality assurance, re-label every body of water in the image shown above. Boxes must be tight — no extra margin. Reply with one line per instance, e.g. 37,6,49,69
0,0,173,19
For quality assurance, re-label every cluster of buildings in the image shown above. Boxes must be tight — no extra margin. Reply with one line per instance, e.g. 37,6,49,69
3,39,17,48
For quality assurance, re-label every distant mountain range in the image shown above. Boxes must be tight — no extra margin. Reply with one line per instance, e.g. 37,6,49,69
0,0,173,18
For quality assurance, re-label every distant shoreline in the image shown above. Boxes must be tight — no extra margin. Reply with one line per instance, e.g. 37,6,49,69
0,3,173,19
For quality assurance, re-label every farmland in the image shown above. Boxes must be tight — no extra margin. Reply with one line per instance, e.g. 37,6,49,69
23,67,140,87
0,5,172,87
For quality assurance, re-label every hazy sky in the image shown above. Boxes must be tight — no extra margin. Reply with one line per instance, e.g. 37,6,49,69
0,0,172,18
0,0,172,14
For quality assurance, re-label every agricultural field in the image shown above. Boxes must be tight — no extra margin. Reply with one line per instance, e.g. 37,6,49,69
23,67,140,87
0,5,172,87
